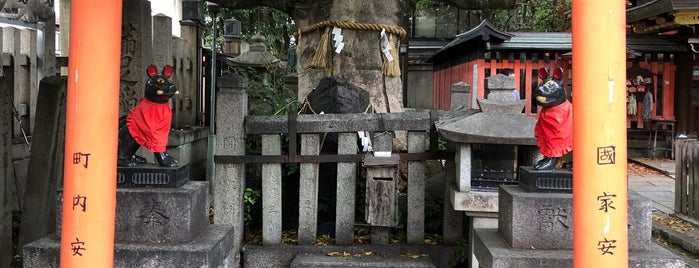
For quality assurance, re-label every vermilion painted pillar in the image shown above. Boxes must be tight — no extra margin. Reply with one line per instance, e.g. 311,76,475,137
572,0,628,267
60,0,122,267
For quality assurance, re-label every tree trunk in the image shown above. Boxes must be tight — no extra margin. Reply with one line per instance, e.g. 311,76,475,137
209,0,516,113
294,0,406,113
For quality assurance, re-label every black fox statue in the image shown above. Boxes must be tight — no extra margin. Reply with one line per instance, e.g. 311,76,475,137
117,64,179,167
533,67,573,170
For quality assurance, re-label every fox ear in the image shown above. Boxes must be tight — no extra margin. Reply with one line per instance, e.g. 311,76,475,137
537,68,548,80
147,64,158,78
552,67,564,80
162,65,173,78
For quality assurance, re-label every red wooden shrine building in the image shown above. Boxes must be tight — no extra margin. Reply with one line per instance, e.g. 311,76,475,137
426,19,690,153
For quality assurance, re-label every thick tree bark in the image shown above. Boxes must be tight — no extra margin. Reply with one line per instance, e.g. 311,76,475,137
209,0,515,113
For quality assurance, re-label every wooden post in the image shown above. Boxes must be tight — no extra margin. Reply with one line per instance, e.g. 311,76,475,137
60,0,122,267
572,0,628,267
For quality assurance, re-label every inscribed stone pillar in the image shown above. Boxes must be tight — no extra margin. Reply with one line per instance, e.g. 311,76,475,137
120,0,153,116
59,0,70,76
450,82,471,111
7,27,33,138
0,57,12,268
17,77,66,254
214,73,248,266
176,20,204,127
152,14,172,69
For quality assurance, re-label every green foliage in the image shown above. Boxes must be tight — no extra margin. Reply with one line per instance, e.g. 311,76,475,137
218,7,296,59
450,238,470,267
228,66,301,116
413,0,572,34
243,187,261,223
490,0,572,32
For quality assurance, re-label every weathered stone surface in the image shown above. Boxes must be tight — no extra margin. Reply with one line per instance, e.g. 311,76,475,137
152,14,173,68
57,181,209,243
23,224,234,268
437,71,534,144
174,20,202,128
0,60,12,268
18,77,66,253
214,73,248,265
436,112,537,145
243,244,456,268
449,183,499,213
477,99,525,114
498,185,652,251
485,74,516,91
120,0,153,116
231,34,279,67
450,82,471,110
291,254,436,268
473,228,684,268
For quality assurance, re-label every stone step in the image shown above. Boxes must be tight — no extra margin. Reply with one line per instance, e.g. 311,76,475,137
57,181,209,243
23,224,234,268
243,244,456,268
290,253,436,268
473,228,684,268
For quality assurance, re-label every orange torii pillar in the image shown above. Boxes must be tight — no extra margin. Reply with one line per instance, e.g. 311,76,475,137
572,0,628,267
60,0,122,267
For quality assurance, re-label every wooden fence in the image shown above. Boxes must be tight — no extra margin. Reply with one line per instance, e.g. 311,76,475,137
215,111,462,246
675,138,699,220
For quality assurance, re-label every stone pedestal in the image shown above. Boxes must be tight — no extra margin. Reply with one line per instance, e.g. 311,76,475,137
473,185,684,268
23,181,234,267
518,166,572,193
117,164,190,188
134,126,209,181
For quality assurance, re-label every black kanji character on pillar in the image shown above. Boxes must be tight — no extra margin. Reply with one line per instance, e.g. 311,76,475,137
72,195,87,212
71,237,86,256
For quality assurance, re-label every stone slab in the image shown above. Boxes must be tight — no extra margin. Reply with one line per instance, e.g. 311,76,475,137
498,185,652,251
168,127,209,146
23,224,234,268
243,244,455,268
58,181,209,243
518,166,572,193
449,183,499,213
290,254,436,268
473,228,684,268
117,164,190,188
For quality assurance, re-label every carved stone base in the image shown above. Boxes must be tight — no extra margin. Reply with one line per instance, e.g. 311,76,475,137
518,166,572,193
117,164,190,188
56,181,209,243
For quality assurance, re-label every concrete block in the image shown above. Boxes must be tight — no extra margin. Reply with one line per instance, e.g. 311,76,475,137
57,181,209,243
498,185,652,251
23,224,234,268
473,228,683,268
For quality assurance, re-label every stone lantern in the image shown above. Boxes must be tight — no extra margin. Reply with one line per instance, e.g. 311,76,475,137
222,18,242,56
227,33,280,113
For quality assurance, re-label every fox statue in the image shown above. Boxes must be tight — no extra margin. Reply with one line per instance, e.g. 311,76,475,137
533,67,573,170
117,64,179,167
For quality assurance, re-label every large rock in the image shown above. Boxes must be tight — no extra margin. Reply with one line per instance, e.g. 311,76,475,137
303,76,370,115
